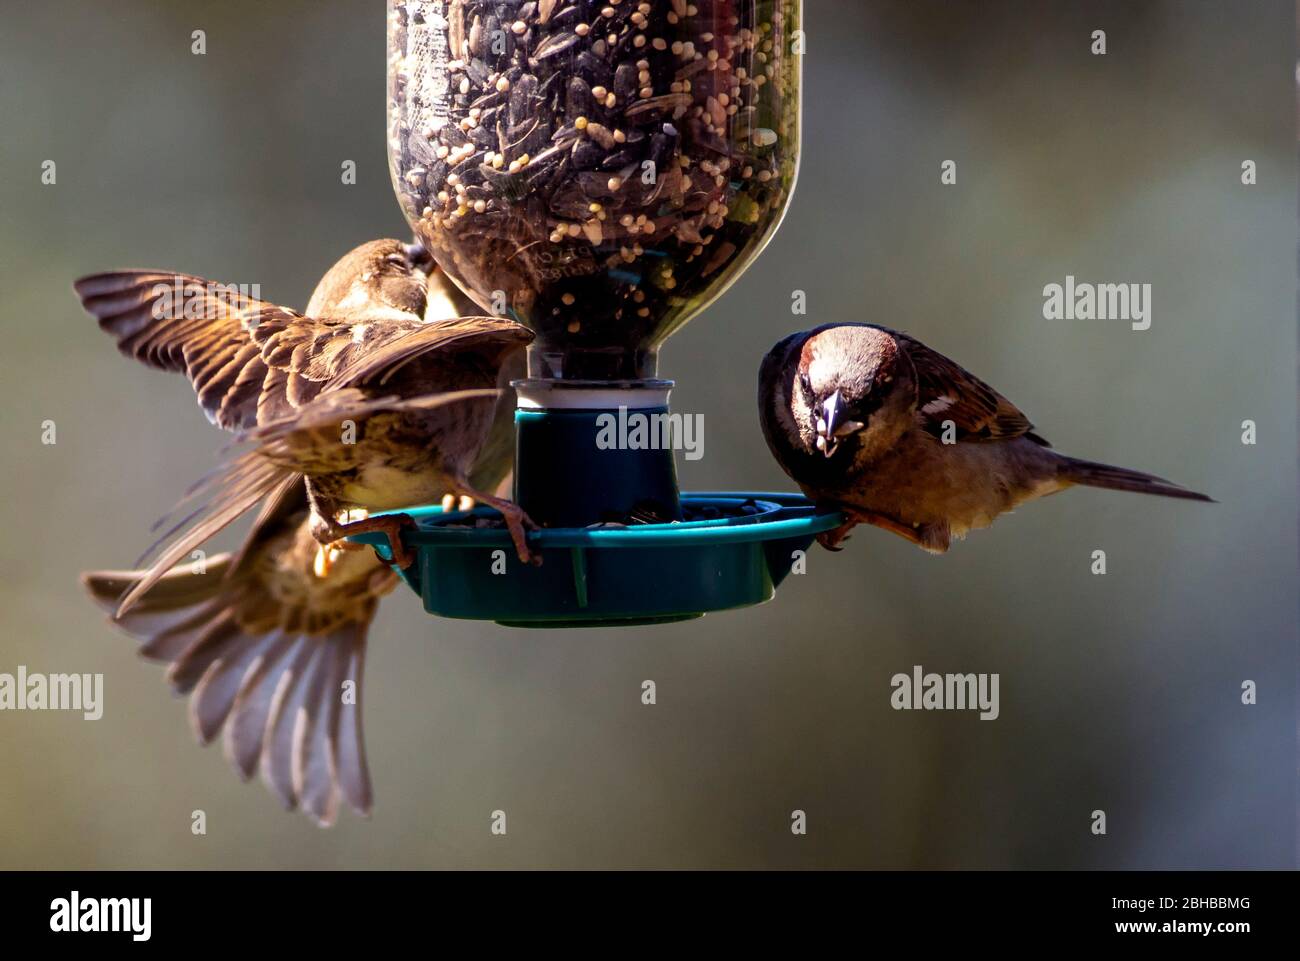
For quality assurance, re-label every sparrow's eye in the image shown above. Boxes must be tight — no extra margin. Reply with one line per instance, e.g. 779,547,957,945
798,372,813,398
384,253,408,268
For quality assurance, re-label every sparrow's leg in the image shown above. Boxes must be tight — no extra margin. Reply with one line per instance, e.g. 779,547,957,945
331,508,373,552
453,484,540,566
816,518,859,552
310,511,418,570
817,508,926,551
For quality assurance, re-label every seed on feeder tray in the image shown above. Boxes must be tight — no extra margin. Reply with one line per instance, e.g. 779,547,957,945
562,292,576,306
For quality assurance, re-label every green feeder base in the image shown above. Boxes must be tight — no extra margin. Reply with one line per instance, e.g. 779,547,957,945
348,492,843,628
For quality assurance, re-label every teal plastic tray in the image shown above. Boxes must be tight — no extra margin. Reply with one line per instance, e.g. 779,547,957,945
349,492,842,628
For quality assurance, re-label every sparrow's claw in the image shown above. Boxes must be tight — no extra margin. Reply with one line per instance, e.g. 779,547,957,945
816,509,924,552
497,503,542,567
816,526,853,552
327,513,419,570
456,487,541,566
845,508,925,548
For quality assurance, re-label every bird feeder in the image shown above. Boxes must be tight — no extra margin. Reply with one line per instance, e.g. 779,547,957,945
371,0,839,626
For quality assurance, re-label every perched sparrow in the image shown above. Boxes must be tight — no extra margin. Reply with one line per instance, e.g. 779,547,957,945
758,323,1211,553
75,239,536,617
78,243,520,824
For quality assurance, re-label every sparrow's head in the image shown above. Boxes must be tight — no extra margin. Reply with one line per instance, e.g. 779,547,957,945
306,238,451,320
760,324,915,467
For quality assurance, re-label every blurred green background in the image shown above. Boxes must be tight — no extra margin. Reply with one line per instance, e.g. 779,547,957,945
0,0,1294,868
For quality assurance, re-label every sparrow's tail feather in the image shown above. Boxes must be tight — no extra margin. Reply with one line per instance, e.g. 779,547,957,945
79,564,374,826
1058,457,1214,503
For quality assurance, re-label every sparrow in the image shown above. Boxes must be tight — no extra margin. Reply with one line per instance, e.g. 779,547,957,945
74,239,537,619
758,323,1212,553
81,482,394,825
78,242,521,825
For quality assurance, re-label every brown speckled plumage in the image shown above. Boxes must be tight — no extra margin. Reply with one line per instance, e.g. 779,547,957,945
759,323,1211,553
75,239,534,614
77,240,523,824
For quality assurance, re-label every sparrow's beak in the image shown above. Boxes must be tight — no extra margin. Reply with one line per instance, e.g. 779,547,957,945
815,391,843,458
814,390,865,458
403,241,434,271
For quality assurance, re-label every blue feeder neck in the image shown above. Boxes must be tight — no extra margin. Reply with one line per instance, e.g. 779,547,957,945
511,380,683,529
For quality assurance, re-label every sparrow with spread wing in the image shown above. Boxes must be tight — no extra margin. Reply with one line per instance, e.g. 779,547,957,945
78,240,525,824
758,323,1211,553
75,239,537,618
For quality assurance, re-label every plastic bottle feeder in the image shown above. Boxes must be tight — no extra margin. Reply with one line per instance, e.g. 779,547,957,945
367,0,839,626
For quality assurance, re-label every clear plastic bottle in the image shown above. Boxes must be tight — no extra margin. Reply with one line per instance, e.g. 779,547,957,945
388,0,802,380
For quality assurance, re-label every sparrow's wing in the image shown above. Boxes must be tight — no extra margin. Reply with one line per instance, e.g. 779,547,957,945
235,387,500,477
74,271,300,431
895,333,1044,444
253,314,532,389
128,384,495,610
243,312,530,424
239,316,527,470
81,481,397,825
74,271,529,430
228,471,308,573
117,449,296,617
